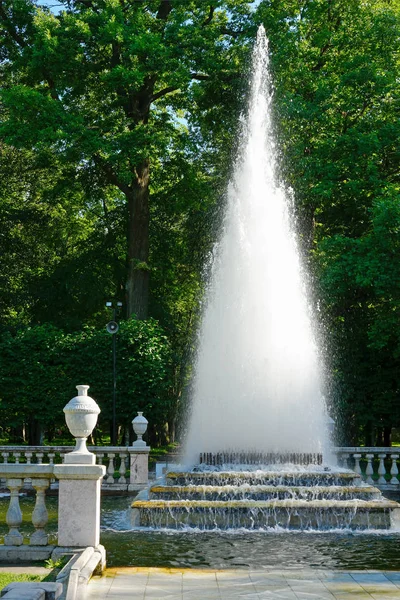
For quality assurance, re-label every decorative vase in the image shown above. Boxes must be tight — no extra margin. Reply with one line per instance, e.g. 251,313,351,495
132,412,148,448
63,385,100,457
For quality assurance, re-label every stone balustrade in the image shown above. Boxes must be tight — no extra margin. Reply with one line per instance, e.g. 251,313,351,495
0,464,55,561
2,445,398,491
0,445,149,491
0,462,107,564
334,447,400,489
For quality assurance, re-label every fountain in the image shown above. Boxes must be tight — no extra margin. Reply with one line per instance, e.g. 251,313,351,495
132,26,400,530
184,25,327,464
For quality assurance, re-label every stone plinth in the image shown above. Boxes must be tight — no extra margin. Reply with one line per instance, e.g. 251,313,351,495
0,582,62,599
53,464,105,548
128,446,150,491
0,545,54,562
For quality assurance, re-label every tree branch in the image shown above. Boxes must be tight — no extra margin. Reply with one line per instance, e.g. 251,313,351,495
69,0,96,8
190,73,210,81
202,6,215,27
111,40,121,69
151,86,179,102
46,75,60,101
156,0,172,21
220,27,245,38
93,154,131,196
311,43,332,72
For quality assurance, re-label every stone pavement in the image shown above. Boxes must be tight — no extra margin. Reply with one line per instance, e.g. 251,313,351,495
86,567,400,599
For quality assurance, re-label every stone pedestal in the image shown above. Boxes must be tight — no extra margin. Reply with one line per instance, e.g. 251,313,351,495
53,464,105,547
128,446,150,491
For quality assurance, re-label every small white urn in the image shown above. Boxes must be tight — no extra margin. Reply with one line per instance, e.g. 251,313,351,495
132,412,148,448
63,385,100,464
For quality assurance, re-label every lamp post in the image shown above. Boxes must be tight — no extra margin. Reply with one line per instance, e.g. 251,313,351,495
106,300,123,445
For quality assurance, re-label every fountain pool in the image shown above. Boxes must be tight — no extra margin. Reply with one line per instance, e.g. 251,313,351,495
2,495,400,569
104,495,400,568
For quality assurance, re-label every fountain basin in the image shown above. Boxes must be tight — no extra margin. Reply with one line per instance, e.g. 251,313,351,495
132,467,400,531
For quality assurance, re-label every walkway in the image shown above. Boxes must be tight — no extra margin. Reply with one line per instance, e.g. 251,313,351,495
86,568,400,599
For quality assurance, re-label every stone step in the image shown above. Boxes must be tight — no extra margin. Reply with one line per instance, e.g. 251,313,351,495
149,484,381,502
199,452,323,466
131,498,400,530
166,471,362,487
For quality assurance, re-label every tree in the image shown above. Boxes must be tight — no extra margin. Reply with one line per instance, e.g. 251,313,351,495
0,318,173,445
256,0,400,443
0,0,254,319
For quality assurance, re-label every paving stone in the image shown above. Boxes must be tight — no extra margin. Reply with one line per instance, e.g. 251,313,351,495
370,596,400,600
332,593,374,599
85,567,400,600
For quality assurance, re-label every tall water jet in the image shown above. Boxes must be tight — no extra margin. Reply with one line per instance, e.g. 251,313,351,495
184,26,328,465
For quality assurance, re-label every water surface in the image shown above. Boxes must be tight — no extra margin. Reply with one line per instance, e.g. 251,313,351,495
2,495,400,570
101,496,400,570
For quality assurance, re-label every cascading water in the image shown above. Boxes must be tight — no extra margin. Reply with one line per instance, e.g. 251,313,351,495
184,26,327,465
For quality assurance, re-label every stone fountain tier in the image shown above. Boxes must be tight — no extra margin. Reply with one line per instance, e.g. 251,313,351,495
165,470,363,487
131,468,400,531
200,452,323,466
132,498,399,530
149,484,382,501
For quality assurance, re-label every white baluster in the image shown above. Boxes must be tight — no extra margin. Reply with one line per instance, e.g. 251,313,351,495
48,453,56,485
106,453,115,484
5,478,23,545
390,454,399,485
0,452,9,488
341,453,350,469
31,479,50,545
118,453,127,484
23,451,34,488
365,453,375,484
353,453,362,475
13,452,21,465
377,453,387,485
97,453,104,465
36,452,44,465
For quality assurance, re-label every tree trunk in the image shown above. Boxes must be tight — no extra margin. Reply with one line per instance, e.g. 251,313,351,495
28,418,42,446
383,426,392,447
126,160,150,319
364,420,373,446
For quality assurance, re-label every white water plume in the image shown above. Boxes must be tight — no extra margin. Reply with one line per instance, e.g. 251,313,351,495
184,26,328,465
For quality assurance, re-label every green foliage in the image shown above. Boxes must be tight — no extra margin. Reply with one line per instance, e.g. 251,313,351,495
316,186,400,443
44,556,68,571
0,318,173,444
259,0,400,444
0,0,399,446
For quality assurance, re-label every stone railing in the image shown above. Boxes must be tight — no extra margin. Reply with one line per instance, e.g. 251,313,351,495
2,445,398,490
334,447,400,489
0,445,149,492
0,461,106,565
0,464,54,561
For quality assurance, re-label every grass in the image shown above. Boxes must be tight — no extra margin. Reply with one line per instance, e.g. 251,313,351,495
0,573,43,588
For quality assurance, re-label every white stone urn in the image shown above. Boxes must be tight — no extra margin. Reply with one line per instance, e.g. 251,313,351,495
132,412,148,448
63,385,100,462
